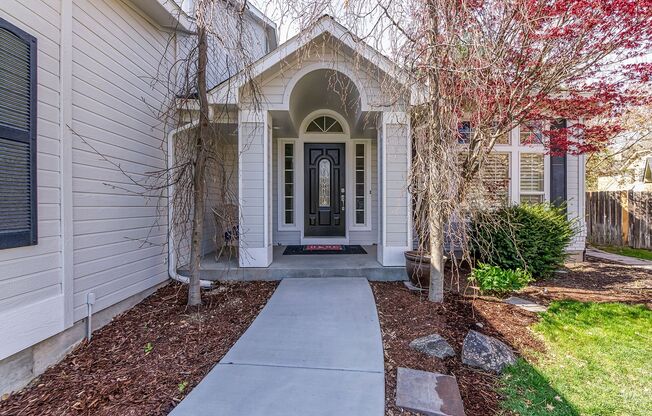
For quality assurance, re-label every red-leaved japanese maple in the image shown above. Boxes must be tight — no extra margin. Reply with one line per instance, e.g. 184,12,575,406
375,0,652,300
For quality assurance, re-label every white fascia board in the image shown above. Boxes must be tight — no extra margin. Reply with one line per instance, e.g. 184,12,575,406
132,0,194,32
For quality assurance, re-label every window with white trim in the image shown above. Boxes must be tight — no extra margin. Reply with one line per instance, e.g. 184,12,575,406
483,153,510,205
354,143,367,225
282,142,294,225
520,153,545,203
0,18,37,249
305,116,344,133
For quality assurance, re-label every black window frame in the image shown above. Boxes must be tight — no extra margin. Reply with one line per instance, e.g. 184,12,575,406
0,17,38,249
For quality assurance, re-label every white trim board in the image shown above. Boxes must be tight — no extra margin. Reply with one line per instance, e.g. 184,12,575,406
0,295,65,360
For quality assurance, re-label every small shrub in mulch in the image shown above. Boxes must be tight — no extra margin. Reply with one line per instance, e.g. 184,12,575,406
470,203,574,279
470,263,533,295
0,281,277,416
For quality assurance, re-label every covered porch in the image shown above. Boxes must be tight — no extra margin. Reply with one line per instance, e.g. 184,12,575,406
171,17,415,280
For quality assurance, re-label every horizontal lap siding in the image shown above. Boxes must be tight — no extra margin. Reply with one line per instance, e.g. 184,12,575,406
240,122,265,248
385,124,408,246
0,2,62,314
70,0,169,322
201,139,238,255
566,154,586,251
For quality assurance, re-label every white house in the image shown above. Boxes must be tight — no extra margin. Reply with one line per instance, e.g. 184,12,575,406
0,0,275,394
0,1,586,395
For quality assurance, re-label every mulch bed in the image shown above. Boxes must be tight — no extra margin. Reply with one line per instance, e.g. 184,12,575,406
372,256,651,416
522,256,652,308
0,281,277,416
372,282,541,416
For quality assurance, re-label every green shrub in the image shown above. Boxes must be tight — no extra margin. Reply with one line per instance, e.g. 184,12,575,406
469,263,533,294
470,203,574,279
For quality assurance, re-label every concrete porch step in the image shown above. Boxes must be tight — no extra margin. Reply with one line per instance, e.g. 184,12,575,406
195,266,406,281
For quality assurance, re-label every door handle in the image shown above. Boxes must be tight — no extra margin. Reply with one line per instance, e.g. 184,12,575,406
340,188,345,207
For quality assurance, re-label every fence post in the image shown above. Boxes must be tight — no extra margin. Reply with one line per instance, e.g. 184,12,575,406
621,191,629,246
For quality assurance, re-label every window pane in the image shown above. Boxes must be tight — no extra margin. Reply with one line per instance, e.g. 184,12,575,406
483,153,510,205
520,154,544,192
305,115,343,133
283,143,294,225
318,159,331,207
520,121,543,145
354,143,366,224
520,194,544,204
458,121,472,144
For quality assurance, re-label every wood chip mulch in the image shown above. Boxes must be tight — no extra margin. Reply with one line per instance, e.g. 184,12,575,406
372,282,543,416
373,257,652,416
522,256,652,308
0,281,277,416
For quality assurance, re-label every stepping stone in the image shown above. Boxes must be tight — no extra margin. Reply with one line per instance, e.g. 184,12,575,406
396,367,465,416
462,330,516,374
410,334,455,359
505,296,547,313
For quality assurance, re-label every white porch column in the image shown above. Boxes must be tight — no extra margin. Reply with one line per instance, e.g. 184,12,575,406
378,112,412,266
238,110,273,267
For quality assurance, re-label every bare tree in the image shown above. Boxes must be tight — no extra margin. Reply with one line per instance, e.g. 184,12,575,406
147,0,265,306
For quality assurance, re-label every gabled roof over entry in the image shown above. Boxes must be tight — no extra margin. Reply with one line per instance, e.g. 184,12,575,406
208,15,417,105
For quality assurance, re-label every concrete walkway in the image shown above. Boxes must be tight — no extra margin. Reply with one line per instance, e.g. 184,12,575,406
587,248,652,270
170,278,385,416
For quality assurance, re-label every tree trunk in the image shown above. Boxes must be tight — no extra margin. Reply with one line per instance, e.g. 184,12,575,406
187,21,210,307
428,206,444,302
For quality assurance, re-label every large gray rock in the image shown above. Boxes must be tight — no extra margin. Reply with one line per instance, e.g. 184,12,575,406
461,330,516,373
409,334,455,359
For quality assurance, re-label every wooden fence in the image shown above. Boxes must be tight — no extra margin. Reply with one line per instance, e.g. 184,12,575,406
586,191,652,249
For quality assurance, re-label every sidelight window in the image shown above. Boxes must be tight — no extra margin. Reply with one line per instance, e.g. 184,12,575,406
282,142,294,225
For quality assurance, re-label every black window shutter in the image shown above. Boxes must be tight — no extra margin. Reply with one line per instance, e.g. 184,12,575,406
549,119,567,209
0,18,37,249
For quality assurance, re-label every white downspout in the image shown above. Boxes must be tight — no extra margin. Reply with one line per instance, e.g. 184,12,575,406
167,121,213,288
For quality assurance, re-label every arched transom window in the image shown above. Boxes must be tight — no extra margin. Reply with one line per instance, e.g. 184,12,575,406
306,115,344,133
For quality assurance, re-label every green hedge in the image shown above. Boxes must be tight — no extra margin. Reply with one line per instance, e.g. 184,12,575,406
470,203,575,279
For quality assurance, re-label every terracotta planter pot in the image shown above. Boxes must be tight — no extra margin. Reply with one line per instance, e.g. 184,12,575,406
404,250,431,288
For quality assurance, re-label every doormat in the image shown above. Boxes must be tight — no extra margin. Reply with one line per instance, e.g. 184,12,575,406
282,245,368,255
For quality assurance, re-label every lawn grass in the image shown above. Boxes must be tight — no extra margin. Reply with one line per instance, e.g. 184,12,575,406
499,301,652,415
595,245,652,262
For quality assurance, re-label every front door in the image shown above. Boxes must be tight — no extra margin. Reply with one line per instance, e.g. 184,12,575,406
304,143,346,237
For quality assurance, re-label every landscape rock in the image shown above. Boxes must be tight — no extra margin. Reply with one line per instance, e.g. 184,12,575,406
461,330,516,373
409,334,455,359
505,296,547,313
396,367,466,416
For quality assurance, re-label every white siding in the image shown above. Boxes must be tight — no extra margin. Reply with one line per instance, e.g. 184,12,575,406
239,121,266,248
384,123,409,246
70,0,170,322
566,153,587,252
0,0,64,359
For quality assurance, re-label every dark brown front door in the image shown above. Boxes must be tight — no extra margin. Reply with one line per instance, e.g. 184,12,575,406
304,143,346,237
